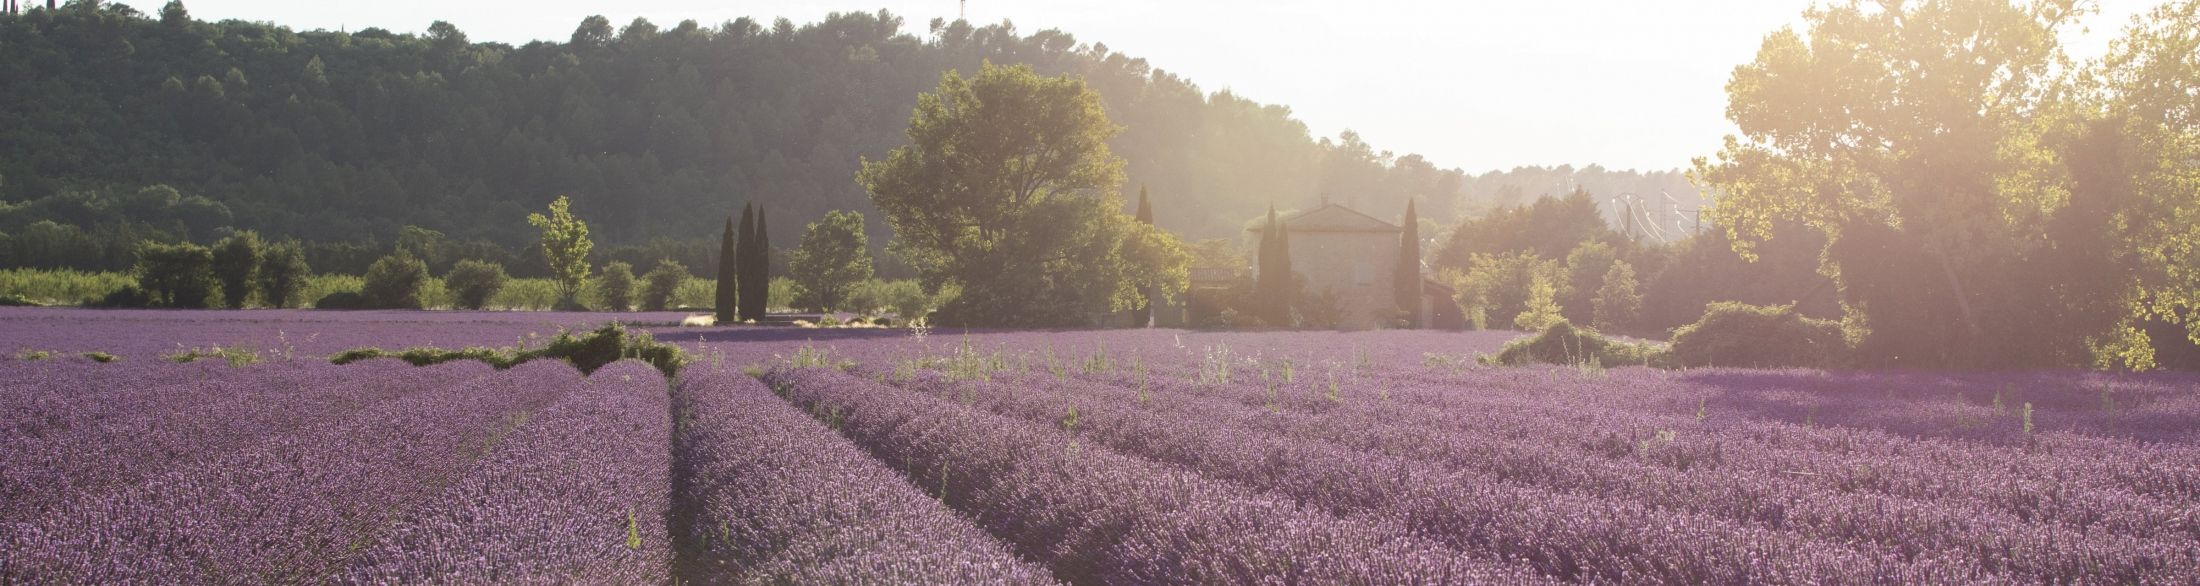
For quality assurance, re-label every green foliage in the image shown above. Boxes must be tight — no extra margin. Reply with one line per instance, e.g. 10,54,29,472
1393,198,1423,322
788,210,872,312
312,290,371,310
445,259,509,310
258,240,310,308
845,279,960,324
639,260,689,311
527,196,593,304
0,293,35,307
1513,271,1564,331
164,344,262,367
1486,321,1661,368
595,261,636,312
1254,207,1296,327
361,253,430,309
332,324,686,377
1667,302,1847,369
210,230,262,309
737,207,770,321
1448,252,1563,331
81,351,119,363
859,62,1187,327
1561,240,1617,324
0,268,133,306
133,241,214,308
767,277,803,314
1434,188,1617,273
1593,261,1642,332
715,213,740,322
15,349,54,361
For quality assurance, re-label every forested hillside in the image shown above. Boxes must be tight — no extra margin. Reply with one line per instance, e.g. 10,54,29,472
0,2,1698,258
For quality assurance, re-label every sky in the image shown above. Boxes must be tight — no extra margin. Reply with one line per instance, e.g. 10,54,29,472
172,0,2156,174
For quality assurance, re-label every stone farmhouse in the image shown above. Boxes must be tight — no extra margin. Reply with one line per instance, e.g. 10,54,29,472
1246,203,1460,330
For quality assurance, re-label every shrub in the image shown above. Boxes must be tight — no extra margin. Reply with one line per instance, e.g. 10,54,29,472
1667,302,1847,368
1593,261,1642,332
329,323,687,377
639,260,689,311
595,261,636,312
92,285,153,308
361,252,430,309
258,240,311,308
445,259,508,310
1487,320,1661,367
313,290,371,310
210,231,263,309
134,241,215,308
0,293,36,307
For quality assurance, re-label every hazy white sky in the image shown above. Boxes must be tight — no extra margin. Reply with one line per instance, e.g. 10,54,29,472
170,0,2155,173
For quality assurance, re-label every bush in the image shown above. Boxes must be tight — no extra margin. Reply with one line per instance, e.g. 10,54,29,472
259,240,311,308
210,231,262,309
92,285,153,308
639,260,689,311
445,259,508,310
595,261,636,312
1667,302,1847,369
134,241,215,308
330,323,687,377
313,290,371,310
1487,321,1661,367
0,293,36,307
361,252,430,309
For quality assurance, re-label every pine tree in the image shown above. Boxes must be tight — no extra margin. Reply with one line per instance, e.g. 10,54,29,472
1393,198,1422,326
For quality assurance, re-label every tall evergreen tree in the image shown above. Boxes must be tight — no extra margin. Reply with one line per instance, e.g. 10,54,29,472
715,212,739,322
1255,205,1295,327
730,204,754,321
1131,186,1155,326
739,207,770,320
1394,198,1422,325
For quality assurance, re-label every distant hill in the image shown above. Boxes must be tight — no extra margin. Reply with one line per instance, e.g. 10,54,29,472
0,3,1699,254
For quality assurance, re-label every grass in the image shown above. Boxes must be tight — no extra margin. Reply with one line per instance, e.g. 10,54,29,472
163,344,262,367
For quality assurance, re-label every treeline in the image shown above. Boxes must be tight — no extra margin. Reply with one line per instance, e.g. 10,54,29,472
0,1,1650,258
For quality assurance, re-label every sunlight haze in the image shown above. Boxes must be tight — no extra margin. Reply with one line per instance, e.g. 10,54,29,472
177,0,2153,173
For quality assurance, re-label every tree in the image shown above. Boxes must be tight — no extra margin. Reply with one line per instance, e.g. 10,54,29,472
596,261,636,311
527,196,593,307
1594,260,1641,332
1514,271,1563,332
789,210,873,312
1254,206,1295,327
258,239,310,309
445,259,508,310
1561,241,1617,324
739,207,771,320
1131,186,1156,326
210,230,262,309
715,213,739,322
640,259,689,311
134,241,214,308
1692,0,2090,367
859,62,1186,327
361,252,429,309
1393,198,1422,325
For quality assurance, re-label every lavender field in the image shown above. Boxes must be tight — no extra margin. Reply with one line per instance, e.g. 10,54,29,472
4,310,2198,584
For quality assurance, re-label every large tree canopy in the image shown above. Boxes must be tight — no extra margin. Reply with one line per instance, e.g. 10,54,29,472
1694,0,2200,368
860,62,1186,326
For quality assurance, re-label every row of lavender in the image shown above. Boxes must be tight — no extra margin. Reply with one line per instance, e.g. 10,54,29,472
0,358,681,583
757,331,2200,584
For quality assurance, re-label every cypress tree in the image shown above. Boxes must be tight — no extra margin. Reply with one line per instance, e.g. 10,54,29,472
1255,205,1295,327
1394,198,1422,326
740,207,770,320
1132,186,1154,326
720,207,749,322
